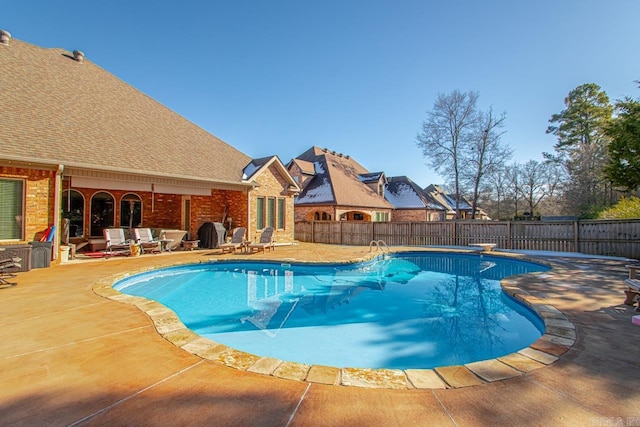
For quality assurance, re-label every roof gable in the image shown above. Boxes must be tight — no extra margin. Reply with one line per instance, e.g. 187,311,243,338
243,156,300,191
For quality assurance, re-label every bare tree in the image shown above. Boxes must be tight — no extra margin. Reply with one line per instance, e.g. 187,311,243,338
417,90,479,218
506,163,522,219
517,160,549,216
463,108,511,218
483,165,511,220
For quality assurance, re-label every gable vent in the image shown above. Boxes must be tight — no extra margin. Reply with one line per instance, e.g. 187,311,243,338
0,30,11,46
73,50,85,63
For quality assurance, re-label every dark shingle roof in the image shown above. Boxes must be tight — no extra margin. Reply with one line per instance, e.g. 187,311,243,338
1,38,251,185
386,176,446,210
424,184,473,212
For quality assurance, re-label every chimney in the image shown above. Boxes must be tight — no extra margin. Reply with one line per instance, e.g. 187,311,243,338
73,50,85,63
0,30,11,46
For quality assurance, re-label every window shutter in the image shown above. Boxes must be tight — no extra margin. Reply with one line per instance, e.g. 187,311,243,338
0,179,24,240
277,198,285,229
256,197,265,229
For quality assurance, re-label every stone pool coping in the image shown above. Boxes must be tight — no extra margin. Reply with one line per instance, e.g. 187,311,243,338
92,252,575,390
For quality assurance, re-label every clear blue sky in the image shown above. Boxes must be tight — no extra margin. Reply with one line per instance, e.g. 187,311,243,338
4,1,639,187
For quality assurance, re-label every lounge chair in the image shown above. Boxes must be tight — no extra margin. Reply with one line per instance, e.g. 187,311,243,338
220,227,246,254
134,228,161,254
624,264,640,311
248,227,275,254
103,228,133,257
159,229,188,251
0,254,21,286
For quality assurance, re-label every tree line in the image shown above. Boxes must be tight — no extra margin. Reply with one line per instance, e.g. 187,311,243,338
416,82,640,220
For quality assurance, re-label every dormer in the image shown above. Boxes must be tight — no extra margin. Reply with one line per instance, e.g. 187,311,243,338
358,172,387,196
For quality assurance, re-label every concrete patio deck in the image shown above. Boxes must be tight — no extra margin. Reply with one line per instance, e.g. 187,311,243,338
1,243,639,426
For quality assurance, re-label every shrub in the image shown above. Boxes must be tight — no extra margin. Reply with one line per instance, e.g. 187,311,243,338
598,197,640,219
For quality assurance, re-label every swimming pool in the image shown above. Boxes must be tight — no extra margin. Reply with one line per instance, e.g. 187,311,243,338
114,252,549,370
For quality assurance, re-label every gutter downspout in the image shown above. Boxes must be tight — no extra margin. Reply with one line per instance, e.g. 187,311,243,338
53,164,64,261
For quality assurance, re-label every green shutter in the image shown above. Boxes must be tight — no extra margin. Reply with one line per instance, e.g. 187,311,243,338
0,179,24,240
256,197,265,229
277,198,285,229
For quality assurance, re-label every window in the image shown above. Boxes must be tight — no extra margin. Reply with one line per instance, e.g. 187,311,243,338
62,189,85,238
374,212,389,222
277,198,285,229
0,179,24,240
90,191,115,237
120,193,142,229
257,196,285,229
256,197,265,229
353,213,364,221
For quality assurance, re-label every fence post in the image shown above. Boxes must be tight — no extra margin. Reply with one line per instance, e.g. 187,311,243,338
507,221,512,249
340,220,343,245
311,221,315,243
372,222,375,243
574,221,579,252
453,220,458,246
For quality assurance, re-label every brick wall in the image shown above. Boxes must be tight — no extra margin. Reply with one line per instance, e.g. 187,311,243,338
3,165,296,250
192,189,247,239
392,209,428,222
1,166,54,242
294,205,336,222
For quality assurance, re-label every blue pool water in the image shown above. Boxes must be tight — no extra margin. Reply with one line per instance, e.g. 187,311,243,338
114,252,549,369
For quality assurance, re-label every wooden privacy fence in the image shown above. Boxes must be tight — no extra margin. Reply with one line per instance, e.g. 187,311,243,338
294,219,640,259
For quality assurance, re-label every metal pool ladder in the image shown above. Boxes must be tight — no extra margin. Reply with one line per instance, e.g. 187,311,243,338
369,239,390,253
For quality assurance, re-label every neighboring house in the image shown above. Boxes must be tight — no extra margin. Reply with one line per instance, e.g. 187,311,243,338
385,176,447,221
287,147,393,222
0,31,299,260
424,184,490,220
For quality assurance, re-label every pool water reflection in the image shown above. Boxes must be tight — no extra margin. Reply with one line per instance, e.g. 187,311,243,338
114,252,549,369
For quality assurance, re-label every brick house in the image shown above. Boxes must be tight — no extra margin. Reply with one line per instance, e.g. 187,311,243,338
0,31,299,261
287,147,393,222
385,176,447,221
424,184,490,220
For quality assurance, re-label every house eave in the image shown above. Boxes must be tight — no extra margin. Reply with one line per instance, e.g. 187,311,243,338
1,155,253,191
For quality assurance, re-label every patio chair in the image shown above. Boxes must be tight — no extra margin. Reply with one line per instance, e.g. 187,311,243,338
248,227,275,254
624,264,640,310
103,228,133,257
0,254,21,287
220,227,246,254
134,228,161,254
